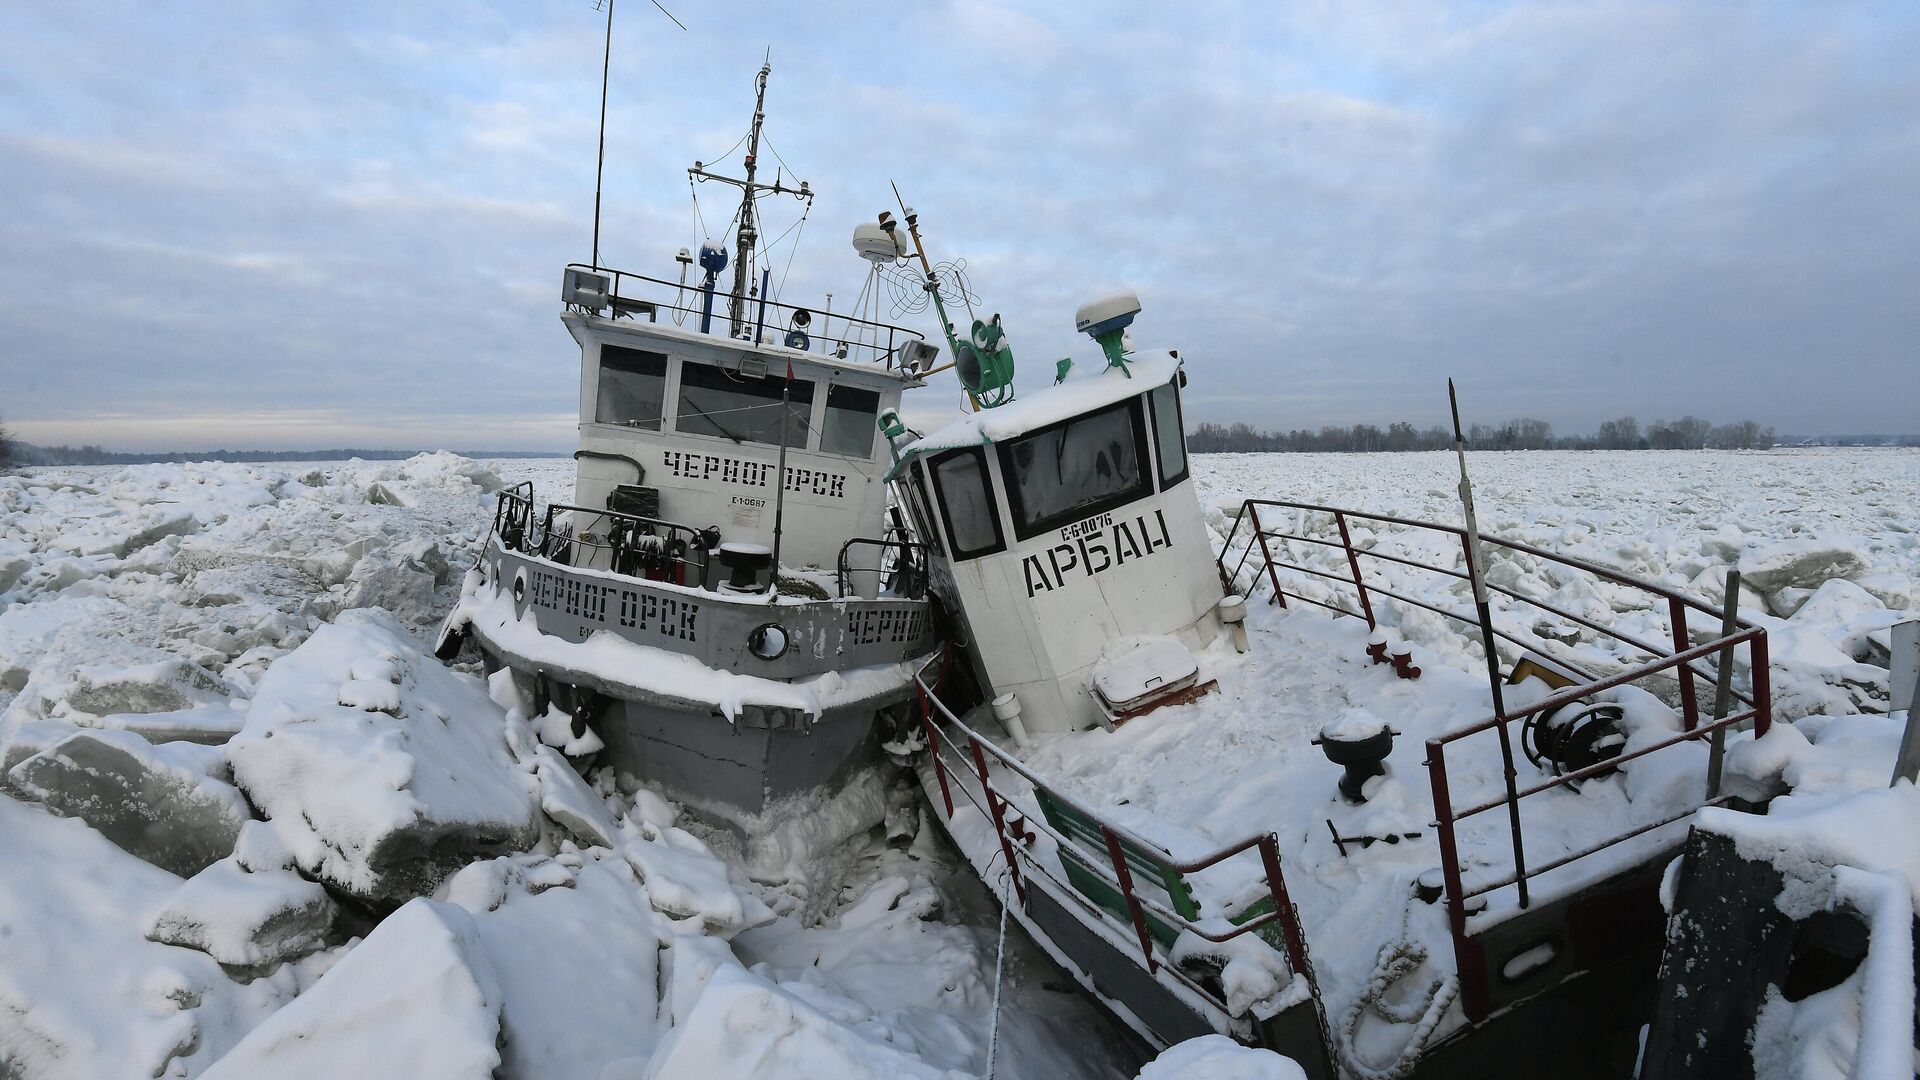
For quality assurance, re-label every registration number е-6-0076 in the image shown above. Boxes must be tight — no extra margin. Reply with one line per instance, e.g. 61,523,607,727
1020,508,1173,598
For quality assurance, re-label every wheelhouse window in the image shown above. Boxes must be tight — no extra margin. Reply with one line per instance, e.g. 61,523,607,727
1149,379,1189,489
594,346,667,429
927,448,1004,560
997,397,1150,539
675,361,813,448
820,384,880,458
900,466,938,546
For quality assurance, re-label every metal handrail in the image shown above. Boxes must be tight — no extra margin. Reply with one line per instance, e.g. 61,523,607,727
1213,498,1774,1024
1217,499,1762,708
1425,626,1771,1023
1222,498,1761,623
913,651,1322,1011
836,536,931,600
494,484,537,552
567,262,927,369
1426,630,1771,900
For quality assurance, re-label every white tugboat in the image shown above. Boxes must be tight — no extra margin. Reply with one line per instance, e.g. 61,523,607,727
437,65,942,874
889,289,1793,1077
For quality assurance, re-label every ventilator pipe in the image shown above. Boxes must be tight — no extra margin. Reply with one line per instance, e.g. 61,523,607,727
991,693,1030,748
1217,595,1249,654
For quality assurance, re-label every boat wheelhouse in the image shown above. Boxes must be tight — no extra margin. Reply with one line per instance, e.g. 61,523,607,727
887,347,1227,738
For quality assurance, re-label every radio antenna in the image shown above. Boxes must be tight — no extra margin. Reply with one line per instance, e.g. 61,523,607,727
589,0,685,270
590,0,614,269
1450,378,1531,908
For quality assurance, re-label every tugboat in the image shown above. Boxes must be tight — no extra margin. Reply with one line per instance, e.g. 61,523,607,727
437,64,940,875
890,288,1788,1077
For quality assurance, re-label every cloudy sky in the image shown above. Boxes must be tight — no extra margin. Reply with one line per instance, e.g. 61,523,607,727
2,2,1915,450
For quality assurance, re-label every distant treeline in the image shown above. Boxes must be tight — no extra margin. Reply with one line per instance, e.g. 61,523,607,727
10,444,567,466
1189,415,1789,453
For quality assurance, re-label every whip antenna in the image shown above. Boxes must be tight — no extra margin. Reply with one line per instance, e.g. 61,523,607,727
589,0,685,270
1450,378,1531,908
590,0,614,269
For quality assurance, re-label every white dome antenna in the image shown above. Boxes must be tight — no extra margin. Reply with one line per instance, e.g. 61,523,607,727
852,220,901,264
1075,290,1142,374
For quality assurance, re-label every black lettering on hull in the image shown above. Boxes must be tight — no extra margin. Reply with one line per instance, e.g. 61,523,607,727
1022,508,1178,599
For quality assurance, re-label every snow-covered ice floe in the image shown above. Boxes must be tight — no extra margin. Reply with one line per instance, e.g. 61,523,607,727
0,450,1910,1078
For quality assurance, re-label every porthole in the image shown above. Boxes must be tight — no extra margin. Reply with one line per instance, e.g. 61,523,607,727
748,623,789,661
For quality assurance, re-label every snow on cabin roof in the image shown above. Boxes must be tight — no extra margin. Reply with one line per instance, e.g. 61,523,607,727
889,350,1180,477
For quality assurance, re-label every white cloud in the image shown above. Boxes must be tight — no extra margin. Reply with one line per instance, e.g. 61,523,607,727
1,0,1916,449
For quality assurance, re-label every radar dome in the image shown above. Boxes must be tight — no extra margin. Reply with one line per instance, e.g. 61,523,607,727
1074,290,1141,338
852,221,900,264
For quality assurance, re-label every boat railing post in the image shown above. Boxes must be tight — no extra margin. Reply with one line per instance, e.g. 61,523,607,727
1256,835,1310,979
1216,508,1242,589
1334,510,1376,630
1705,575,1742,798
1668,596,1701,731
969,738,1026,905
1248,503,1287,608
1751,632,1772,738
918,683,954,819
1102,826,1158,974
1426,739,1490,1020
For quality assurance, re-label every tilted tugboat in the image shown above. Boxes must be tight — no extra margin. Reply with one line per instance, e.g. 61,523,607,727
888,290,1801,1077
437,65,940,874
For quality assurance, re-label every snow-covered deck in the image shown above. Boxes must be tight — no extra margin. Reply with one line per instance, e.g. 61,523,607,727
919,581,1756,1069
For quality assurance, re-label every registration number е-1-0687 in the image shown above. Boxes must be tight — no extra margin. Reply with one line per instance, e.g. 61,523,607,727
1021,509,1173,598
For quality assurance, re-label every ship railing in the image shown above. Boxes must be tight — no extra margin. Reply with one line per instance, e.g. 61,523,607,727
490,488,711,587
836,536,931,600
493,482,536,552
567,263,927,370
913,649,1328,1035
1215,498,1773,1021
1427,634,1769,1019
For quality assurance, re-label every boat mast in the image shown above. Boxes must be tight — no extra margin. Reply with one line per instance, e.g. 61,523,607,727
729,62,769,336
688,58,809,339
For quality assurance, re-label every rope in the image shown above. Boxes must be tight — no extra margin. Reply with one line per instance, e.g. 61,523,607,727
774,199,811,302
700,127,751,173
760,133,797,181
984,863,1013,1079
1336,901,1459,1080
688,175,709,243
756,202,809,270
